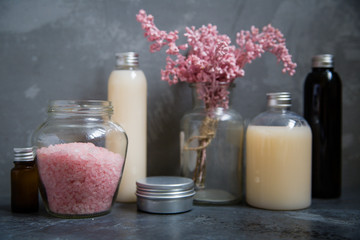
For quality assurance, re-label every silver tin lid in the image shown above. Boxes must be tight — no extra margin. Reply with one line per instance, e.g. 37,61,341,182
136,176,195,199
136,189,195,199
267,92,292,108
136,176,194,191
13,147,35,162
312,54,334,68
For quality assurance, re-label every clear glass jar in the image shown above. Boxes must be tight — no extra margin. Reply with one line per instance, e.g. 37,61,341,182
180,83,244,205
31,100,128,218
246,92,312,210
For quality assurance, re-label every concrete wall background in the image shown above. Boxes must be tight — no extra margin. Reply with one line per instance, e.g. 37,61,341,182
1,0,359,196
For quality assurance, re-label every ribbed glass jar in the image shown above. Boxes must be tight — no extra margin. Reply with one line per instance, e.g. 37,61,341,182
32,100,128,218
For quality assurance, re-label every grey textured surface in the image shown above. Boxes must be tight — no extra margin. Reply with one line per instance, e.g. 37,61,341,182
1,0,360,198
1,194,359,240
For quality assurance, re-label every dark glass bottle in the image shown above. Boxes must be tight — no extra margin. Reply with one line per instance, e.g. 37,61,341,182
11,147,39,213
304,54,342,198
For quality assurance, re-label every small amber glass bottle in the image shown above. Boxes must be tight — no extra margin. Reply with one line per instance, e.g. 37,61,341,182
11,147,39,213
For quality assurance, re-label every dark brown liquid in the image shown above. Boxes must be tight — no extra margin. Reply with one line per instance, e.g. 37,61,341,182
11,162,39,212
304,67,342,198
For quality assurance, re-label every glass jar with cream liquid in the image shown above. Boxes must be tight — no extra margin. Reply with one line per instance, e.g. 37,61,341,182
246,92,312,210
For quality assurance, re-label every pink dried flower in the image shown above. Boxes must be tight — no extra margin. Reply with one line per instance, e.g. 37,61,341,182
136,9,297,110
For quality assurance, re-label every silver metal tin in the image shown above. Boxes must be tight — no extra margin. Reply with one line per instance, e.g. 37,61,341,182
136,176,195,214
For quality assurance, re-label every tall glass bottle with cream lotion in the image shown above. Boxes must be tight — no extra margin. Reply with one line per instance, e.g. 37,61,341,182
108,52,147,202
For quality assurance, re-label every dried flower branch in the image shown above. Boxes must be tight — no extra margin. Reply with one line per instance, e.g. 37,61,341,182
136,9,296,110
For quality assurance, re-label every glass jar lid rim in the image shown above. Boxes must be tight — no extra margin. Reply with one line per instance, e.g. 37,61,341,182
48,100,113,114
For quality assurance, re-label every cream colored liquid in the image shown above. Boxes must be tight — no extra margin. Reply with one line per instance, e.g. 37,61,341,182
108,69,147,203
246,125,312,210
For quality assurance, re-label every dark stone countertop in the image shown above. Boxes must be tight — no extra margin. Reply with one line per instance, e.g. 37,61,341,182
1,193,359,240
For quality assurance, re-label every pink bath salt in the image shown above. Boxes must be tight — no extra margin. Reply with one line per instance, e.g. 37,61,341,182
36,142,124,215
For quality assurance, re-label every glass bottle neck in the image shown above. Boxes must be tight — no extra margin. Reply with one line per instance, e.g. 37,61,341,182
267,106,291,113
191,86,205,109
116,65,139,71
191,83,234,110
312,67,334,72
13,161,35,166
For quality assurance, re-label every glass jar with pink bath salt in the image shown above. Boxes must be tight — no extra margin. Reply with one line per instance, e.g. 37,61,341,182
32,100,128,218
